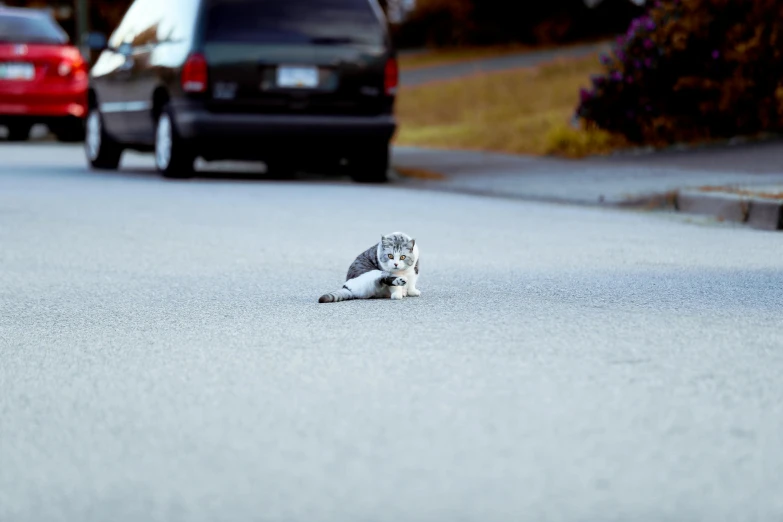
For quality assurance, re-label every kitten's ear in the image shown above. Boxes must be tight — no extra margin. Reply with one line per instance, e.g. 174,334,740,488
407,238,416,250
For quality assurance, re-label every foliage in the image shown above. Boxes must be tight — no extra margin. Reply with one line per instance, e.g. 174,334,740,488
391,0,647,47
576,0,783,144
544,123,628,157
390,0,475,47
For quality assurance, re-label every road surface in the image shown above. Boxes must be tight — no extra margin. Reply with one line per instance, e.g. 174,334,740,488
2,143,782,522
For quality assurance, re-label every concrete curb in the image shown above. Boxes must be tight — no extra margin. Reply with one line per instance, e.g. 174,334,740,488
393,168,782,232
607,132,783,159
391,168,670,210
675,190,783,231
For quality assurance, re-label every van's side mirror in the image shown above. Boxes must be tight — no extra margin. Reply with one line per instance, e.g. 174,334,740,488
85,32,107,51
117,42,132,57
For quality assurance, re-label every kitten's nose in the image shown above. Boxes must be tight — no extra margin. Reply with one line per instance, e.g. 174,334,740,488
394,263,398,267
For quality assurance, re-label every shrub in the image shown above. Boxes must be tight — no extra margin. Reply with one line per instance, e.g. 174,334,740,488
544,123,628,157
391,0,647,48
390,0,475,47
576,0,783,145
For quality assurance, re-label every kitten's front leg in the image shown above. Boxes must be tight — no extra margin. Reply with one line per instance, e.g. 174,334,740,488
380,274,407,300
405,273,421,297
389,286,405,300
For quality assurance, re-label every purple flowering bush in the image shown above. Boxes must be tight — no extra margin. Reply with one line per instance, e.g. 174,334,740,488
577,0,783,145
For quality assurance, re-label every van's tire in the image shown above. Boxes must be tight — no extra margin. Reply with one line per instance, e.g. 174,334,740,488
85,108,123,170
155,105,195,179
349,143,390,183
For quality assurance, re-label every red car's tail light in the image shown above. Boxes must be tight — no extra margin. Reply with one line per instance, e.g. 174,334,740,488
52,48,87,80
181,53,208,93
57,61,73,76
384,57,398,96
58,59,86,77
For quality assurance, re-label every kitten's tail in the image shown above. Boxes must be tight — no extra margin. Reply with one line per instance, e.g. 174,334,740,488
318,287,354,303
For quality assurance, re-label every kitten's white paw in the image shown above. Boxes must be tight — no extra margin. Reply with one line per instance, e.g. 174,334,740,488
391,277,407,287
407,288,421,297
390,293,404,300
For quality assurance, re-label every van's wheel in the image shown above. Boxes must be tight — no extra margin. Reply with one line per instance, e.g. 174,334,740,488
85,108,122,170
155,106,195,179
349,143,390,183
6,123,32,142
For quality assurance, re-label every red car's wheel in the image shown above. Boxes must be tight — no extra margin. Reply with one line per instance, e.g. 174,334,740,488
52,120,85,143
6,123,32,142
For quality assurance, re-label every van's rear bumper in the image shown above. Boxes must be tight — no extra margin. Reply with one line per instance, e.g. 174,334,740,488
172,107,396,144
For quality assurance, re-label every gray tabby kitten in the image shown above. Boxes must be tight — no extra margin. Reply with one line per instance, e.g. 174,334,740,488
318,231,421,303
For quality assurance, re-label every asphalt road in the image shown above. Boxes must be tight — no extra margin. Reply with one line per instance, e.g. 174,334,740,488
2,143,783,522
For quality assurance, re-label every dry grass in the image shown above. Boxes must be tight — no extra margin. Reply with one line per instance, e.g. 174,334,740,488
394,53,628,158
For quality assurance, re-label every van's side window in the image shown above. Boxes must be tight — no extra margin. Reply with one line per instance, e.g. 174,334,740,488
107,0,155,49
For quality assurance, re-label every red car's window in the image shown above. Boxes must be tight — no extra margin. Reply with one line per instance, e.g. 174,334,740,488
0,13,69,45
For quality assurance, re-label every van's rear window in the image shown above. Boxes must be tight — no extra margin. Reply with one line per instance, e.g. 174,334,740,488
0,13,69,44
204,0,383,46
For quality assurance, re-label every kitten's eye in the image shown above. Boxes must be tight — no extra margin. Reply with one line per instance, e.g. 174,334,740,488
388,254,394,259
400,255,406,260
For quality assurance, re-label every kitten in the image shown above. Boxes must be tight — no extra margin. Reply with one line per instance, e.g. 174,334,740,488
318,231,421,303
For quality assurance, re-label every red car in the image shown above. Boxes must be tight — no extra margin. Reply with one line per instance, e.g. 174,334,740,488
0,7,87,142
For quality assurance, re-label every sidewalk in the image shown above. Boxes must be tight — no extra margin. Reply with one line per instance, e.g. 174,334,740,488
391,141,783,229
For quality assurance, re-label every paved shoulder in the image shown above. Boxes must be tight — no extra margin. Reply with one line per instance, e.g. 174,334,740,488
392,144,783,207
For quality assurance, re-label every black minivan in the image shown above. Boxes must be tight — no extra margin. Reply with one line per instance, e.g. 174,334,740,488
84,0,398,182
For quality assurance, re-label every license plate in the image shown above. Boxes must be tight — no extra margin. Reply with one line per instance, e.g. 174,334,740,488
276,65,319,88
0,62,35,81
